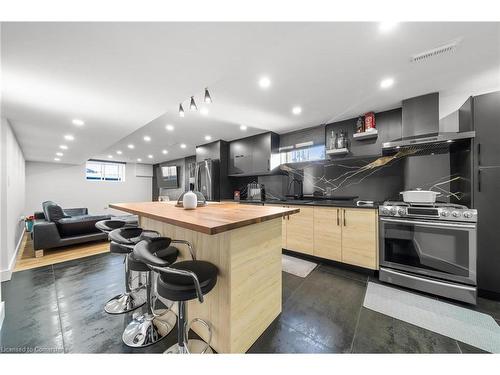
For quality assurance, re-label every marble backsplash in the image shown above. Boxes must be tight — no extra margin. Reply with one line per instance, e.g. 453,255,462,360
247,148,470,205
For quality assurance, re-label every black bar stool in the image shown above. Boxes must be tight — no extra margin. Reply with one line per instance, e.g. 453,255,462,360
95,219,135,234
104,227,160,314
122,237,179,347
134,237,218,354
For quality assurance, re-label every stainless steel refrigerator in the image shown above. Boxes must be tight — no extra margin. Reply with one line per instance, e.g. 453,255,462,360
195,159,220,201
473,91,500,297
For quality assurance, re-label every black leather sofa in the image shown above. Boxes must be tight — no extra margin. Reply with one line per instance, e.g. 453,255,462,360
32,201,112,251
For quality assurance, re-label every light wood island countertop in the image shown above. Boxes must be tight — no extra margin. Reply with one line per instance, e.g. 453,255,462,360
109,201,299,235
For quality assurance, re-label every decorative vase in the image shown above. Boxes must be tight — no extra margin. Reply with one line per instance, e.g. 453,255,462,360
182,190,197,210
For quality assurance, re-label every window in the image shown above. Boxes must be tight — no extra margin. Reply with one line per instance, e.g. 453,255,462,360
279,145,325,164
86,160,126,182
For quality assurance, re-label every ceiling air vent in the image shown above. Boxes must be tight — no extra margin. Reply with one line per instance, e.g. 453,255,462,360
410,39,461,63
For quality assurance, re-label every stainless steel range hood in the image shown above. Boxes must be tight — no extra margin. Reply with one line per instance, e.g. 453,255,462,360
382,93,475,151
382,130,475,149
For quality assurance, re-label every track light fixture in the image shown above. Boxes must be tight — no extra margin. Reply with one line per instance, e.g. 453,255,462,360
190,96,198,111
178,88,212,117
204,88,212,104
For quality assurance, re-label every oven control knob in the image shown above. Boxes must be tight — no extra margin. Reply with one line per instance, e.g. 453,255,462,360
463,211,472,218
381,208,389,215
452,211,461,218
390,208,397,216
398,209,405,216
440,211,450,217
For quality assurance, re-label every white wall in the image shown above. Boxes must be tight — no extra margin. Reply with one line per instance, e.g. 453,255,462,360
0,118,26,283
25,161,152,216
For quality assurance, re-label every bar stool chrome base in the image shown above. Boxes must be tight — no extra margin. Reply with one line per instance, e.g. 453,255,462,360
122,309,177,347
165,340,213,354
104,290,146,315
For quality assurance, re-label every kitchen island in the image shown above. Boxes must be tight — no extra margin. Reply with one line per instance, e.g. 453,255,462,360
109,201,299,353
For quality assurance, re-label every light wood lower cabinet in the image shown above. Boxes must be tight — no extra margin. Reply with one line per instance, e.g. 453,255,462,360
341,208,378,270
279,204,378,270
313,206,342,262
285,205,314,255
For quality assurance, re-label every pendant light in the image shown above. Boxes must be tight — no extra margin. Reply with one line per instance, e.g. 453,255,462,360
190,96,198,111
179,103,185,117
204,88,212,104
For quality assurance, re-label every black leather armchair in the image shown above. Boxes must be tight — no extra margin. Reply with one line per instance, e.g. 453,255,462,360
32,201,112,251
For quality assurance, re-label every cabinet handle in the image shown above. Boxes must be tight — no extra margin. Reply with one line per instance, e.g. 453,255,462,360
477,143,481,167
478,169,481,192
336,209,339,226
267,159,270,171
343,209,346,226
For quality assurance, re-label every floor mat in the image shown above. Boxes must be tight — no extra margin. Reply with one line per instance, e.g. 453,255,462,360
282,254,317,278
363,281,500,353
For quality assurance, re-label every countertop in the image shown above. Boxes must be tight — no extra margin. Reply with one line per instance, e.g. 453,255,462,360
109,201,299,235
240,199,380,209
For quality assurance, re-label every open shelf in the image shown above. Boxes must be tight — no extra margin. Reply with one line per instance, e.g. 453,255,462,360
326,147,349,156
353,129,378,140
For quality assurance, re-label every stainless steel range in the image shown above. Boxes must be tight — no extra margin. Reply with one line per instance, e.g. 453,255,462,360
378,201,478,304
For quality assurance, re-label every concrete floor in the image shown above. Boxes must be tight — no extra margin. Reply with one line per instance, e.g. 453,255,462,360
1,252,499,353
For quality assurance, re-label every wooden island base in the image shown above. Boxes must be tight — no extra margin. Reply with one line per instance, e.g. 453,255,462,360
140,215,282,353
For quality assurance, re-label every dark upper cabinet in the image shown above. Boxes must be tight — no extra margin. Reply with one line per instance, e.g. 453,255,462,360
252,132,273,173
473,91,500,167
279,125,325,149
325,108,402,158
228,132,279,176
196,140,227,162
229,138,253,175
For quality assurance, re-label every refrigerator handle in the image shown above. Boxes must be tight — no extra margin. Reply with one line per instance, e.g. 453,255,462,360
478,169,481,193
477,143,481,167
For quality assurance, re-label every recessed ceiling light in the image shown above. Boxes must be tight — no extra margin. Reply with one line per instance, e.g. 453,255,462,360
162,149,168,155
127,144,135,149
180,143,187,149
64,134,75,141
292,106,302,115
72,119,84,126
240,125,247,131
143,135,151,142
116,150,122,155
258,76,271,89
108,155,113,158
54,157,60,161
200,107,209,116
380,78,395,89
165,124,174,131
379,22,399,33
148,154,154,159
59,145,68,150
137,158,142,162
205,135,212,141
56,152,63,157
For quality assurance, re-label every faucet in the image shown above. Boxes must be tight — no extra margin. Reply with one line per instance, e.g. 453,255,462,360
287,177,303,199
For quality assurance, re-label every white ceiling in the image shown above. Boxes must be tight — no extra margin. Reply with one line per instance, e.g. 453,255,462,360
1,22,499,165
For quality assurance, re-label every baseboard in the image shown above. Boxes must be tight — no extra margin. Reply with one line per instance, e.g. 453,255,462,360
0,301,5,331
0,228,26,282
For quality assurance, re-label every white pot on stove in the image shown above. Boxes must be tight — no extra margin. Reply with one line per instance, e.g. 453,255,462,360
400,189,440,204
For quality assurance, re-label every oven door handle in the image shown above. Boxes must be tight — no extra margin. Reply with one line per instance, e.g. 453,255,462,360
380,217,476,229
